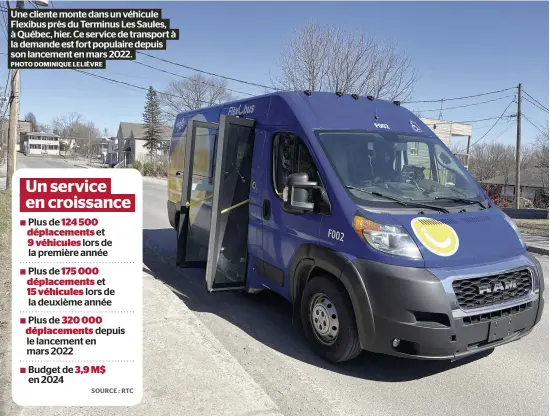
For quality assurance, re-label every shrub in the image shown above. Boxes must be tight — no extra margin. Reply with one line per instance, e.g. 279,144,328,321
155,160,168,177
133,160,143,173
143,162,155,176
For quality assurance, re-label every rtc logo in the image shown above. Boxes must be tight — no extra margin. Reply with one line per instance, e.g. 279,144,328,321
374,123,390,129
410,121,422,133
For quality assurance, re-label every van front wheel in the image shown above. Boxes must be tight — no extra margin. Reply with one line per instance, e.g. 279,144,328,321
300,276,362,363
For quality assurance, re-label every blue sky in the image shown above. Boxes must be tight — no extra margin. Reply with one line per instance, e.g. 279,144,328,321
1,0,548,149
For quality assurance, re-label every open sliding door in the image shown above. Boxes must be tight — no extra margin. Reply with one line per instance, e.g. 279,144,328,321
205,115,256,292
176,119,219,268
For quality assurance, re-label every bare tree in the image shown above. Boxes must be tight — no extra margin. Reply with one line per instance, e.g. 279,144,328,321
23,112,50,132
468,142,516,183
526,123,549,193
23,112,37,131
271,21,417,101
159,74,234,124
52,112,101,157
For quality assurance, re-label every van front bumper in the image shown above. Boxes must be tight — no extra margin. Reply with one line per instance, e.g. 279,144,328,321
347,253,544,361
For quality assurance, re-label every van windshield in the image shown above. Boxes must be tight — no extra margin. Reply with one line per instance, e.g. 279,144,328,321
315,130,485,207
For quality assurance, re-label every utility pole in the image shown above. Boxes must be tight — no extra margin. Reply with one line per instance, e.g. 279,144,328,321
5,1,24,190
5,1,49,189
5,69,20,191
515,83,522,209
465,135,472,170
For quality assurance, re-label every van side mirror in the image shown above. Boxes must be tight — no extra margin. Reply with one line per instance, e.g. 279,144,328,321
283,173,317,213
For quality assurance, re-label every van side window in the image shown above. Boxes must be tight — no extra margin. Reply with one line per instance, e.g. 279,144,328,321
273,132,320,198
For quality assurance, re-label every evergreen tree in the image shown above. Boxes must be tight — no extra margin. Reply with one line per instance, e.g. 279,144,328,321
142,86,163,157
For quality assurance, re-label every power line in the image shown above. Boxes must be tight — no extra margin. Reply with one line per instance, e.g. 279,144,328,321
522,95,548,113
0,19,7,42
131,60,256,97
458,123,514,155
472,121,503,130
0,69,11,119
523,89,548,112
75,69,148,95
137,51,278,92
523,113,546,135
461,100,516,152
459,114,516,123
69,69,521,127
403,86,515,104
1,93,11,119
428,114,516,125
73,69,216,105
0,2,9,40
412,95,512,113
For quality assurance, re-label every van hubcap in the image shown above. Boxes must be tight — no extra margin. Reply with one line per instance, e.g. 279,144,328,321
309,293,339,346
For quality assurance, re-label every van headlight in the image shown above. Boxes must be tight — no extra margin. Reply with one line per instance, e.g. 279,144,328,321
503,213,526,248
353,216,422,259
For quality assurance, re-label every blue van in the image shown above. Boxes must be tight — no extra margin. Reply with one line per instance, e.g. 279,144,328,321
167,91,544,363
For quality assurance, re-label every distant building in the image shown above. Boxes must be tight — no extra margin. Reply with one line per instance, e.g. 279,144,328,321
0,119,33,157
116,122,172,166
99,137,118,165
0,119,33,143
21,132,61,156
59,137,77,154
482,170,548,204
420,118,473,168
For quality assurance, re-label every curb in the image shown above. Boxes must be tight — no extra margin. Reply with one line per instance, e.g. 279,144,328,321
526,245,549,256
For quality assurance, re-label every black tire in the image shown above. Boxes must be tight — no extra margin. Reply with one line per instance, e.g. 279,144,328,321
300,275,362,363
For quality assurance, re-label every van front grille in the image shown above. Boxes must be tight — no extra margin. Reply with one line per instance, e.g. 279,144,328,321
452,269,532,310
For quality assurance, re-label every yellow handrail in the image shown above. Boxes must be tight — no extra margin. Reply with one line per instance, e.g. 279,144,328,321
220,199,249,214
185,194,214,208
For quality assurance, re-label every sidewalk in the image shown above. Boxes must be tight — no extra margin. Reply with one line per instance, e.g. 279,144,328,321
62,158,107,169
3,267,283,416
523,234,549,256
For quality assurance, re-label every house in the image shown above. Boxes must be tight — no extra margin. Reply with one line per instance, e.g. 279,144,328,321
482,170,548,205
99,137,118,165
116,122,172,166
0,119,33,157
20,132,61,156
420,118,473,168
59,137,77,154
0,119,33,143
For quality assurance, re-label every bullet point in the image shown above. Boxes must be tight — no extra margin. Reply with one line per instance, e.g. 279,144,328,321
20,368,25,374
20,269,25,275
20,220,26,226
20,318,25,324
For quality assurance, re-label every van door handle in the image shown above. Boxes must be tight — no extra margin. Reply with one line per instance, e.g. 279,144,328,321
262,199,271,220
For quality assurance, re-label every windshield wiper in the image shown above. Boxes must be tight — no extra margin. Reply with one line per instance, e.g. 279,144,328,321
432,196,488,210
345,185,450,213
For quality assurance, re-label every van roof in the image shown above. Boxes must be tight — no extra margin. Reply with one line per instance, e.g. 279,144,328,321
175,91,436,137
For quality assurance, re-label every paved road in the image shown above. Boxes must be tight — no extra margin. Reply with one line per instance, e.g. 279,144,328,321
15,153,82,170
16,156,550,416
1,153,80,189
142,177,549,416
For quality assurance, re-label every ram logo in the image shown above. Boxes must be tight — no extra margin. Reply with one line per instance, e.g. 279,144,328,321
477,280,517,295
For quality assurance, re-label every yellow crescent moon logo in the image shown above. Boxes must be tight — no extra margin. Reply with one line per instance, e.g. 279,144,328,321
411,217,459,257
